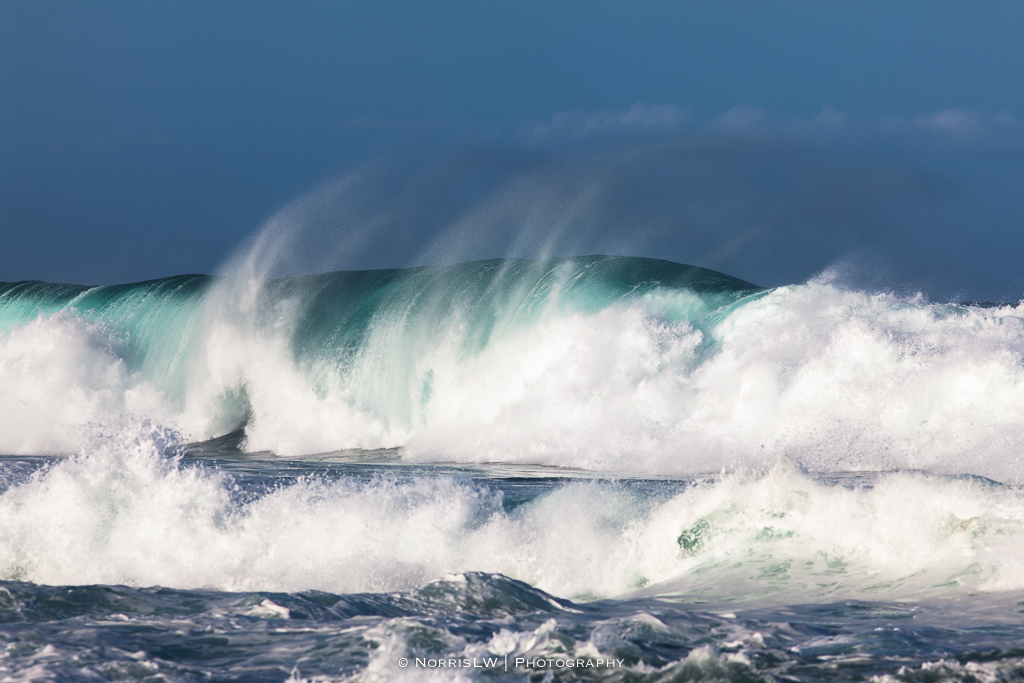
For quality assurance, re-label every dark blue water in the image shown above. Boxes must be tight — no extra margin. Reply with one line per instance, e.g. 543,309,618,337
3,445,1024,681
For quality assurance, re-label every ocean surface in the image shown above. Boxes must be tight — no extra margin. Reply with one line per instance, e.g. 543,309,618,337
3,255,1024,681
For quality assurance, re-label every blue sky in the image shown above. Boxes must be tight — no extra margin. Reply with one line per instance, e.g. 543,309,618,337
2,1,1023,299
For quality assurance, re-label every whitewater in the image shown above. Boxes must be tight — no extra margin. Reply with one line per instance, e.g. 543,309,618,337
3,254,1024,681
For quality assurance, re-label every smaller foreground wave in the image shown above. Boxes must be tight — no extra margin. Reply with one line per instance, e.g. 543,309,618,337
1,428,1022,603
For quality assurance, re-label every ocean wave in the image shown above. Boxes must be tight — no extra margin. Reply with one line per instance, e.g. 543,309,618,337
1,429,1021,601
3,257,1024,480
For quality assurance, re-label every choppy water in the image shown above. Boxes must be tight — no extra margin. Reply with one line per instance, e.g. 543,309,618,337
1,439,1023,681
3,256,1024,680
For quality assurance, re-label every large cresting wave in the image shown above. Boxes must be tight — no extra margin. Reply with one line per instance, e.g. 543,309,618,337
3,255,1024,481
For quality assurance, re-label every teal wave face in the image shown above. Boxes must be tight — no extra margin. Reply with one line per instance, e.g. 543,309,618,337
0,256,756,346
0,257,760,456
270,256,759,374
253,257,761,443
1,275,212,407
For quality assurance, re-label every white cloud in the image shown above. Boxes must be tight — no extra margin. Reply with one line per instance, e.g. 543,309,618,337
811,105,848,129
523,103,1023,151
525,103,688,143
708,105,770,132
578,103,686,134
918,109,984,133
874,108,1024,148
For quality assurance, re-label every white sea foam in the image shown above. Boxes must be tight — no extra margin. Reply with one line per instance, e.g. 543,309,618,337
199,278,1024,482
400,285,1024,481
0,311,174,455
1,431,1022,601
181,270,403,454
5,279,1024,482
